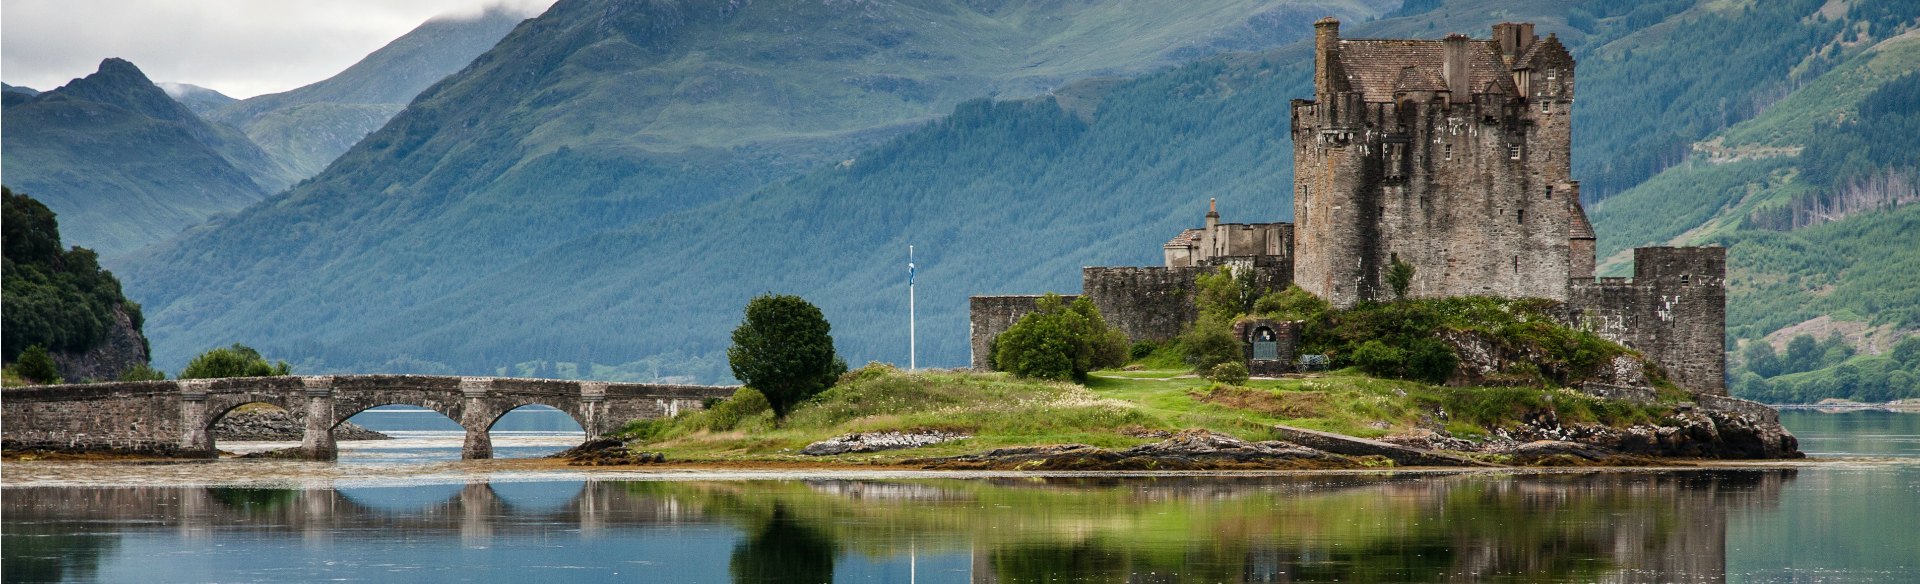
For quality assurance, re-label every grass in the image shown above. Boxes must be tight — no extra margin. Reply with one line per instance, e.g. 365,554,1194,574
613,363,1679,463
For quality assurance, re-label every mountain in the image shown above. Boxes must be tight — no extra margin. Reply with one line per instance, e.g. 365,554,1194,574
208,7,528,178
157,82,237,117
0,59,295,256
123,0,1396,375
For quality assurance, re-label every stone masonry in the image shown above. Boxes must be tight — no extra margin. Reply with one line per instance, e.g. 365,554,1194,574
1,375,735,459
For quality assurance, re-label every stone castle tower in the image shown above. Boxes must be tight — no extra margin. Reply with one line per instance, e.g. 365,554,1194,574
1291,18,1595,306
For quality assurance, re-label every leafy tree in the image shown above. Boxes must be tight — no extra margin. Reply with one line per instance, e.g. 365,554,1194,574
1193,265,1259,324
1784,334,1821,374
1741,341,1783,378
1179,318,1242,373
179,344,292,379
992,293,1127,382
14,345,61,384
1385,255,1416,301
1892,336,1920,369
727,294,846,416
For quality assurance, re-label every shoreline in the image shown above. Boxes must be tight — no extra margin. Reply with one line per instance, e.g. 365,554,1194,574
0,449,1902,490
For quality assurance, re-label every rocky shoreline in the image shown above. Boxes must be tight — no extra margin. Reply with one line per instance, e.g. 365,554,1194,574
212,407,391,441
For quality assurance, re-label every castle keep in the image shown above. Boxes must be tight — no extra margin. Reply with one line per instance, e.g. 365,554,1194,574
972,20,1727,394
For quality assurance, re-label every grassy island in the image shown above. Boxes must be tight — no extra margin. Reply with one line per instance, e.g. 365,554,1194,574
606,364,1685,466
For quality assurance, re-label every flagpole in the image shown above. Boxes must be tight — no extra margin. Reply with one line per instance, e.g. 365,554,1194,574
909,245,917,371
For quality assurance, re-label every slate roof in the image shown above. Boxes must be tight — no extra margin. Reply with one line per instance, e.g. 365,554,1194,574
1165,228,1203,249
1335,38,1520,103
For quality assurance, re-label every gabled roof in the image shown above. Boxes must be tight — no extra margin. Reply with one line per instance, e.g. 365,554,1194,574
1335,38,1520,102
1513,34,1571,71
1165,228,1203,249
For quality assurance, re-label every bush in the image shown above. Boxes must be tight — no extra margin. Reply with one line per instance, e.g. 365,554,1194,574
1180,317,1242,372
992,293,1128,381
728,294,847,416
179,344,292,379
117,364,167,382
13,344,60,384
1204,361,1250,385
699,387,775,432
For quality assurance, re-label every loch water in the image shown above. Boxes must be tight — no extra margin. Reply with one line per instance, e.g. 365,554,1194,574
3,410,1916,583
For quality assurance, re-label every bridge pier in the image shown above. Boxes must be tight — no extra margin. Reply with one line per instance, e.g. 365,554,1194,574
460,378,493,460
301,378,337,461
178,380,216,457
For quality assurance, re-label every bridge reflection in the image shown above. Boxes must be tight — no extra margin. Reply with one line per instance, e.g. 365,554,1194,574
2,470,1794,583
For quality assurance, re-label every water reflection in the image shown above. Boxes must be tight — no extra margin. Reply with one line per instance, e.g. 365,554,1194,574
3,471,1804,583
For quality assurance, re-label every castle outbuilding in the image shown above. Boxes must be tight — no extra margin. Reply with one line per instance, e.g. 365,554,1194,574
971,20,1727,395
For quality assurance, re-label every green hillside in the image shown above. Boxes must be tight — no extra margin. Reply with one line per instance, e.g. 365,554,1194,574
1588,17,1920,402
0,59,287,257
209,8,527,178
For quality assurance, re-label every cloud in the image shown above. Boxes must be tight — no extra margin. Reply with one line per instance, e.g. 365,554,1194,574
1,0,556,99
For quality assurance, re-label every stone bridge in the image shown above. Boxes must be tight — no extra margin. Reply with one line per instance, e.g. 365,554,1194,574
0,375,736,460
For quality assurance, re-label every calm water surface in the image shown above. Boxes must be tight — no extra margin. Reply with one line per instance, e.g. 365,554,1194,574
3,410,1915,583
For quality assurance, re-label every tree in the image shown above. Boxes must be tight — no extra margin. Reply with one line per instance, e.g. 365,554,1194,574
728,294,846,416
992,293,1128,381
1193,265,1258,323
1179,317,1242,373
179,344,292,379
1385,255,1416,301
1742,341,1783,378
14,344,61,384
1785,334,1821,374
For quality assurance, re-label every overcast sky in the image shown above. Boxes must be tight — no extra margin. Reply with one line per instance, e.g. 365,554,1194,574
3,0,554,99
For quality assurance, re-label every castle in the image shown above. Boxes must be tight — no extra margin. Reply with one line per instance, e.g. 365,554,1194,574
971,20,1727,395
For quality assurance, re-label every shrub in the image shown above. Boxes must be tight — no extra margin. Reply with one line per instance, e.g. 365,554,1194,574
13,344,60,384
699,387,774,432
179,344,292,379
1253,285,1331,322
992,293,1128,381
1204,361,1250,385
1179,317,1242,372
728,294,846,416
117,364,167,382
1193,266,1260,323
1386,256,1416,300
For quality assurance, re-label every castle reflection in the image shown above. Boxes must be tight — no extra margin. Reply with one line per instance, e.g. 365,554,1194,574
2,470,1794,583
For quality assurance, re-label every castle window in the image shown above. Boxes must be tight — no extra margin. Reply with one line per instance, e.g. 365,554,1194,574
1513,256,1520,273
1509,145,1522,160
1546,185,1554,199
1444,144,1452,160
1518,209,1525,224
1681,274,1691,286
1541,101,1551,114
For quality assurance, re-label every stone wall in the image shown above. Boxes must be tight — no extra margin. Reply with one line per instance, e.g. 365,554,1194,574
1,381,186,454
1234,319,1303,376
1563,247,1728,395
967,295,1075,369
1080,265,1290,343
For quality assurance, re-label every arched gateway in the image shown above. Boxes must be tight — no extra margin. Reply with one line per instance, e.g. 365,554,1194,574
2,375,735,460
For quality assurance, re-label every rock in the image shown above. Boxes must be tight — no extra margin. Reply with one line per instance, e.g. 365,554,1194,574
556,439,666,466
1377,429,1477,452
800,430,968,456
1272,424,1498,467
909,430,1350,471
49,303,148,383
212,407,390,441
1476,395,1802,460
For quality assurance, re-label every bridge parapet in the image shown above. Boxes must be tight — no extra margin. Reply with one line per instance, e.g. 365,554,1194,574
2,375,739,460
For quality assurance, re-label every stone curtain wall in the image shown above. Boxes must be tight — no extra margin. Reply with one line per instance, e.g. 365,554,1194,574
1081,265,1290,343
1,376,736,459
1563,247,1728,395
967,295,1074,369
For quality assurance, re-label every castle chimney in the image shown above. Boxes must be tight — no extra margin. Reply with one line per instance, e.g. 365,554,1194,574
1314,17,1341,98
1443,33,1471,103
1492,23,1536,62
